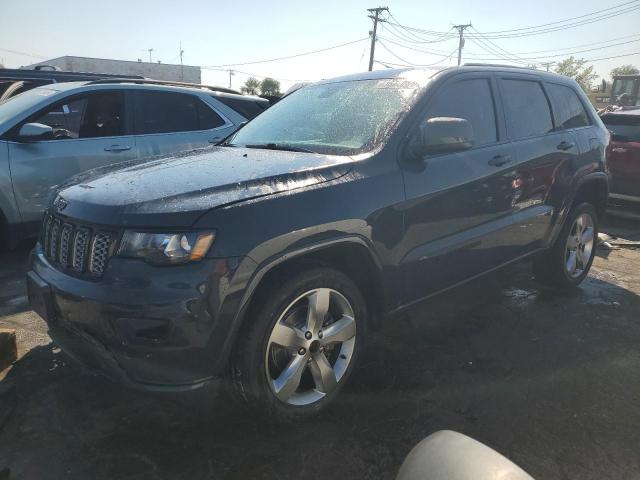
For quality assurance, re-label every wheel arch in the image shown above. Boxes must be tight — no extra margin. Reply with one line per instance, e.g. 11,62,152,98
219,237,386,371
572,172,609,221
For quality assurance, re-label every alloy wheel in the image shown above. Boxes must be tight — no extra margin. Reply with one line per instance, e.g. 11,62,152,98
265,288,357,406
565,212,595,278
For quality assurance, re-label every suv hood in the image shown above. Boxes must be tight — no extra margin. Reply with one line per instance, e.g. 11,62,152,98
56,146,353,227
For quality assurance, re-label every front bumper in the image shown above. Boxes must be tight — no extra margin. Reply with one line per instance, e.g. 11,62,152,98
28,244,249,391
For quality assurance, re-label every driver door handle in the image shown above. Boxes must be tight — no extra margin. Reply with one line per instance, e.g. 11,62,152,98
104,144,132,152
488,154,512,167
557,141,575,151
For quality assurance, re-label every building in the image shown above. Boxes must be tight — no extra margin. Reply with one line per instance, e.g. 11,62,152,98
25,56,201,83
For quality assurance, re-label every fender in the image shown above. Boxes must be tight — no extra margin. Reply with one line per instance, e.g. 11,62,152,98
547,171,609,247
215,235,383,372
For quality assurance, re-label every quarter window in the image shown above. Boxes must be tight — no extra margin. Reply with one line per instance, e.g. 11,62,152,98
135,92,226,134
425,78,497,146
501,79,553,139
546,83,590,129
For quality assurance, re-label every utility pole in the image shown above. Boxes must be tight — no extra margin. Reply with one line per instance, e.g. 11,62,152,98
179,41,184,80
453,23,472,66
367,6,388,71
228,70,234,89
147,48,154,63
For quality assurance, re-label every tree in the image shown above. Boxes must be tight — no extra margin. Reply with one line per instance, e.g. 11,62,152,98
259,77,281,97
241,77,260,95
610,64,639,78
554,57,598,91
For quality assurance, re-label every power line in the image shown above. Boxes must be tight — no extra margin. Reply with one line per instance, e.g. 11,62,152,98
0,47,48,60
474,0,639,35
204,38,368,68
384,2,640,39
377,40,457,67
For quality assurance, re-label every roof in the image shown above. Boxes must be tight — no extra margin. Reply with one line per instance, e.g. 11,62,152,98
314,64,575,87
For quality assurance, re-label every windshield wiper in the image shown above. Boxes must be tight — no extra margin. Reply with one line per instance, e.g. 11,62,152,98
244,143,316,153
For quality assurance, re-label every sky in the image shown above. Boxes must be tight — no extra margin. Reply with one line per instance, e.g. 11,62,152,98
1,0,639,92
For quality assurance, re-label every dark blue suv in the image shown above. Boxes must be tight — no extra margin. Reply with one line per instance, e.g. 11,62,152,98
27,65,609,419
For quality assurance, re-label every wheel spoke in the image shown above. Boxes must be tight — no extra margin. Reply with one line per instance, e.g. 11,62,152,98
273,354,308,401
309,351,337,393
581,226,594,245
270,322,305,349
320,315,356,345
566,236,578,249
566,250,577,274
575,215,584,235
306,289,331,334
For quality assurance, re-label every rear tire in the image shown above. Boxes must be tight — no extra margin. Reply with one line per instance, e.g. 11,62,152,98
534,202,598,289
231,267,367,421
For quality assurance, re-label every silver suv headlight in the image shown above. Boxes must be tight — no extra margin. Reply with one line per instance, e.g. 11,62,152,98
118,231,215,265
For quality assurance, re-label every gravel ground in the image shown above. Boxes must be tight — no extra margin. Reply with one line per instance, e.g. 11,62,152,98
1,219,639,480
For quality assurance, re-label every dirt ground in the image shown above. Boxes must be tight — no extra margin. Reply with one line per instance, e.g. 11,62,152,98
1,218,640,480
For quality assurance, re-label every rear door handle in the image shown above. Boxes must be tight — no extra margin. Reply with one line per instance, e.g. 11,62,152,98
557,141,575,151
488,154,512,167
104,144,132,152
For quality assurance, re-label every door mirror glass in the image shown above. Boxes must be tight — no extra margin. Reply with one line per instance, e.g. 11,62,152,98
416,117,474,156
17,122,54,141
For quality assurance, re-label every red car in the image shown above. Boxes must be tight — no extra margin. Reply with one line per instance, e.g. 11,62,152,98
602,109,640,209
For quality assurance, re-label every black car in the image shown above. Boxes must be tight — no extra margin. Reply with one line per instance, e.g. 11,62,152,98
27,65,609,418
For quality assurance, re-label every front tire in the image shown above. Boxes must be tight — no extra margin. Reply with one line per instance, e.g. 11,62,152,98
534,202,598,288
231,267,366,420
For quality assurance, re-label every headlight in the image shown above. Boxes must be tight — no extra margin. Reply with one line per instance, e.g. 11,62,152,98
118,231,215,265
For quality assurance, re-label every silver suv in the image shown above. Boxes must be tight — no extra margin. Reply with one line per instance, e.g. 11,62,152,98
0,80,269,247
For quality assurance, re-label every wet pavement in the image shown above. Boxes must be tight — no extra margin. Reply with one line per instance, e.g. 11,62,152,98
1,220,640,480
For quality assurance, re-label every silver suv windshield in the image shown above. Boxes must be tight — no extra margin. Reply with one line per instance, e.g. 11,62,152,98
228,78,421,155
0,86,58,125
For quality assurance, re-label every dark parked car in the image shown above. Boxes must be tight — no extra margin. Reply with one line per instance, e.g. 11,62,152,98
601,109,640,209
27,65,609,418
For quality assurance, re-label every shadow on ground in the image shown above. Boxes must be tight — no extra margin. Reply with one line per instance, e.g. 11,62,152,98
1,252,640,479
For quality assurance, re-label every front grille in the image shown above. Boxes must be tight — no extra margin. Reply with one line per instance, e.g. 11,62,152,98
41,212,117,277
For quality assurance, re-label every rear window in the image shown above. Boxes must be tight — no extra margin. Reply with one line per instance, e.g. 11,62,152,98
602,114,640,142
546,83,590,129
214,95,268,120
501,79,553,139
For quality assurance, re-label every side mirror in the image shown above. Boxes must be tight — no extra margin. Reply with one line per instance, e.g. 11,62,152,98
17,122,54,142
413,117,474,157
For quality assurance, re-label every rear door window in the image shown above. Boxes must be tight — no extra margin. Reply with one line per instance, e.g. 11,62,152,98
501,79,553,139
425,78,497,147
134,91,226,134
546,83,590,129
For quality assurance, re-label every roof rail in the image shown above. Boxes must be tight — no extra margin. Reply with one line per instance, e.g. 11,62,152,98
462,63,537,70
85,78,243,95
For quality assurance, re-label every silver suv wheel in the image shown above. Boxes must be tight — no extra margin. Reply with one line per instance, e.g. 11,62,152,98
265,288,357,406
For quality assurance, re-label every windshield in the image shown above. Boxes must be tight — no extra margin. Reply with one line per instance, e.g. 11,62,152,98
603,114,640,142
228,78,421,155
0,86,58,125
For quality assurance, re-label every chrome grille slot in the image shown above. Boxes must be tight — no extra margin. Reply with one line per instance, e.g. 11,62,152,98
89,232,112,275
40,211,116,277
59,224,73,268
49,219,61,261
72,228,90,272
